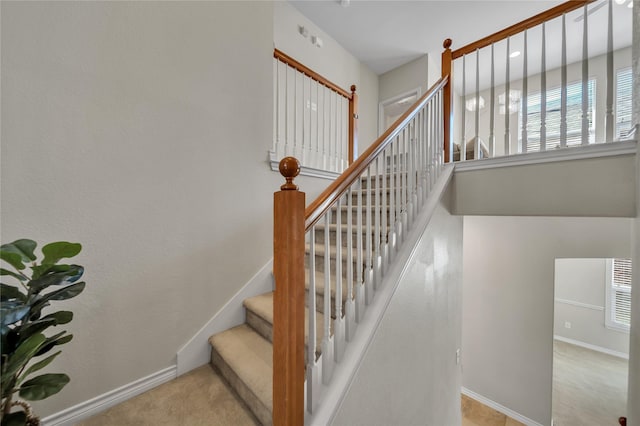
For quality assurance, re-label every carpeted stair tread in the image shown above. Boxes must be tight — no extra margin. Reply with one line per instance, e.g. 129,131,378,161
209,325,272,426
243,292,327,353
305,270,350,302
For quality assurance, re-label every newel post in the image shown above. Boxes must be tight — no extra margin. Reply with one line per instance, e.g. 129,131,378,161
442,39,453,163
273,157,305,426
348,84,359,164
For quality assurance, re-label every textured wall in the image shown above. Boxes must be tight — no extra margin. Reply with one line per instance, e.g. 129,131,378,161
332,197,463,426
1,1,279,416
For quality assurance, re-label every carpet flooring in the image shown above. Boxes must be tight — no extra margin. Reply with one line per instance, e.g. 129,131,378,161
78,365,258,426
553,340,628,426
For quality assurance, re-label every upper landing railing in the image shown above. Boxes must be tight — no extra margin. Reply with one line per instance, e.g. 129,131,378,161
272,49,358,174
441,0,635,163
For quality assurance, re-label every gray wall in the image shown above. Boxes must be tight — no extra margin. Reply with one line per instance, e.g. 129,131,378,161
463,216,632,425
452,154,636,217
0,1,282,417
554,258,629,355
333,197,463,426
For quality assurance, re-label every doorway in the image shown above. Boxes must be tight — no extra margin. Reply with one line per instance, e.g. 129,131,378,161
378,88,421,136
552,258,631,425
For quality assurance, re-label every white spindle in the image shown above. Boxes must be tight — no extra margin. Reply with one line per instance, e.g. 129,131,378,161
561,14,568,148
365,166,373,305
322,210,334,384
475,49,480,157
306,227,318,413
388,139,396,261
374,156,381,289
605,0,614,143
334,196,345,362
355,173,364,322
505,37,511,155
581,3,589,145
381,148,389,274
541,22,547,152
489,44,496,157
461,55,467,160
522,31,528,153
346,186,356,340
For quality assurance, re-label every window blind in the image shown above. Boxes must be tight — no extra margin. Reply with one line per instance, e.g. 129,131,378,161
521,79,596,152
612,258,632,327
616,67,633,140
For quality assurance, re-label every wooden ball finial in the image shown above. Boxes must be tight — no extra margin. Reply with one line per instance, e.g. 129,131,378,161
350,84,356,93
443,38,452,49
279,157,300,190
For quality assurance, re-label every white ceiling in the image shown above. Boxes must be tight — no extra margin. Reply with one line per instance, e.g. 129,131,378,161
289,0,633,79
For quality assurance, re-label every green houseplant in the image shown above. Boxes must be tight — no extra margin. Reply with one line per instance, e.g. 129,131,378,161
1,239,86,426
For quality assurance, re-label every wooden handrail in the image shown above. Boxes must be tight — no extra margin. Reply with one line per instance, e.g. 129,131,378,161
274,48,352,99
304,76,448,231
451,0,595,59
273,157,305,426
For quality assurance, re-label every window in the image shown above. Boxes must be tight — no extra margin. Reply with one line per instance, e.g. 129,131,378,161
616,67,633,140
605,258,632,332
520,79,596,152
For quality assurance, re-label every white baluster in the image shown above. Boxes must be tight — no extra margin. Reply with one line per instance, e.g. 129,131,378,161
322,210,334,384
334,196,345,362
306,228,320,413
345,186,357,340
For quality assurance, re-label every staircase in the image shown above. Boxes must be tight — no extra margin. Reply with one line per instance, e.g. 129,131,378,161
208,174,396,425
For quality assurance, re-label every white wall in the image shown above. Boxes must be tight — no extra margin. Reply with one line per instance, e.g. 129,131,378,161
554,258,629,355
333,196,463,426
0,1,286,417
463,216,633,425
274,1,378,156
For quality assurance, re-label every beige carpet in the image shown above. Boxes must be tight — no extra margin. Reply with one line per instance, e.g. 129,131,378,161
78,365,258,426
553,340,628,426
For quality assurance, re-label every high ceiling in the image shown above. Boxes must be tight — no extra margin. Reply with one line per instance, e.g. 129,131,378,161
289,0,633,77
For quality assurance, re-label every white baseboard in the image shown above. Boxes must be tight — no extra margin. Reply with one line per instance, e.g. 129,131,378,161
41,366,177,426
461,387,543,426
176,259,274,376
553,335,629,360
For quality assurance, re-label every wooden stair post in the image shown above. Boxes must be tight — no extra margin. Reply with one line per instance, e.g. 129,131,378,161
441,38,453,163
349,84,359,164
273,157,305,426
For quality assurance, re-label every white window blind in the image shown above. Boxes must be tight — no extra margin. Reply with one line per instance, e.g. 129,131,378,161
606,258,632,331
520,79,596,152
616,67,633,140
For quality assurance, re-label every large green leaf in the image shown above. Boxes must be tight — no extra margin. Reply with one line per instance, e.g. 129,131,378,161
34,332,72,357
28,265,84,293
1,333,46,384
18,350,62,385
44,282,85,302
17,318,57,345
0,284,26,302
41,311,73,325
0,251,25,271
19,373,69,400
0,305,29,327
0,268,26,282
29,282,85,317
1,239,36,262
41,242,81,265
1,411,27,426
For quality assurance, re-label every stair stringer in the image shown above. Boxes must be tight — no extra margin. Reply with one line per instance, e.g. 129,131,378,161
176,260,274,376
305,163,455,426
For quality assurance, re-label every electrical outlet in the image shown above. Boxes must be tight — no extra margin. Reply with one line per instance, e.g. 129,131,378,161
564,321,571,329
